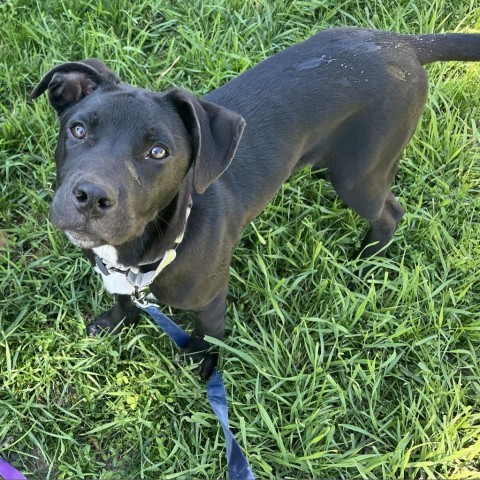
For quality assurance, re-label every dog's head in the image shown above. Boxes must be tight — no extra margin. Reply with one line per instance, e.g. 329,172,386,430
31,59,245,249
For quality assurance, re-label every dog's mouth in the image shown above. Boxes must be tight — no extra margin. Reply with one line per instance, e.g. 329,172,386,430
64,230,107,249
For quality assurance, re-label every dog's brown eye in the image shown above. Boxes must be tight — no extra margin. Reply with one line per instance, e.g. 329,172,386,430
148,145,169,160
70,123,86,139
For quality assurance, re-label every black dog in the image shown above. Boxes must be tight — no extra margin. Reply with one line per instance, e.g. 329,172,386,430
31,28,480,379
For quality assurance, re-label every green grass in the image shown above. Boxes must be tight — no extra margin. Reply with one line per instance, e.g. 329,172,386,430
1,0,480,478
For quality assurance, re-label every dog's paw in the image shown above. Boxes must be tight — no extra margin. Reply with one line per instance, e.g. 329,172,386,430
178,336,218,380
86,314,121,336
86,301,140,337
86,312,131,336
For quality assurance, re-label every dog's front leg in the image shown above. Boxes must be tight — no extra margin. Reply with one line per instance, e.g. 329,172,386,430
179,289,227,380
86,294,140,336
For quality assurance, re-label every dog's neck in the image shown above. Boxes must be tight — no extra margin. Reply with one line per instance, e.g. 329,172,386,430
93,182,193,270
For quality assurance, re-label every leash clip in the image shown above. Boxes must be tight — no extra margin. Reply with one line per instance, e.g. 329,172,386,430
131,286,152,307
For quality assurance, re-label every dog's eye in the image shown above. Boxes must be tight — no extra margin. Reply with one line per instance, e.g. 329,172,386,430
70,123,86,140
148,145,169,160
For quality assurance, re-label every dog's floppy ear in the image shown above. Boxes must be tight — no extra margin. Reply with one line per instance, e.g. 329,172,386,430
166,89,246,194
30,58,120,114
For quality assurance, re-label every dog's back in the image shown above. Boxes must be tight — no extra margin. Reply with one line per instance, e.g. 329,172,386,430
206,28,480,228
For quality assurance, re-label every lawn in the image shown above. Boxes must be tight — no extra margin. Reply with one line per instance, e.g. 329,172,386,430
1,0,479,478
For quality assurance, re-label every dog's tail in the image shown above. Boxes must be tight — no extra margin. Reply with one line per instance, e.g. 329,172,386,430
407,33,480,65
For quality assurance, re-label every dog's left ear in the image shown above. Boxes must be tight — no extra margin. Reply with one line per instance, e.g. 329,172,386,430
166,89,246,194
30,58,120,114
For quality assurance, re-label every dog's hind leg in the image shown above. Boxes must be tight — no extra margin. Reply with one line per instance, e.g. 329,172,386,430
322,64,428,267
331,172,405,285
357,191,404,258
332,173,405,260
325,110,416,268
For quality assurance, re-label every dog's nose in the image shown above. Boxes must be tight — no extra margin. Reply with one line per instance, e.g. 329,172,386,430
73,181,116,216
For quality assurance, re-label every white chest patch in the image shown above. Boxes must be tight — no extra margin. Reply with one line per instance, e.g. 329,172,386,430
92,245,136,295
93,246,123,269
96,269,137,295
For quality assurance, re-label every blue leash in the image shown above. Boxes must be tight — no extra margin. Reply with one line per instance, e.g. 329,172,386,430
140,304,255,480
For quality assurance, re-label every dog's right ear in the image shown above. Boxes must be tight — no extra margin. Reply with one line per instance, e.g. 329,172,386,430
29,58,120,114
